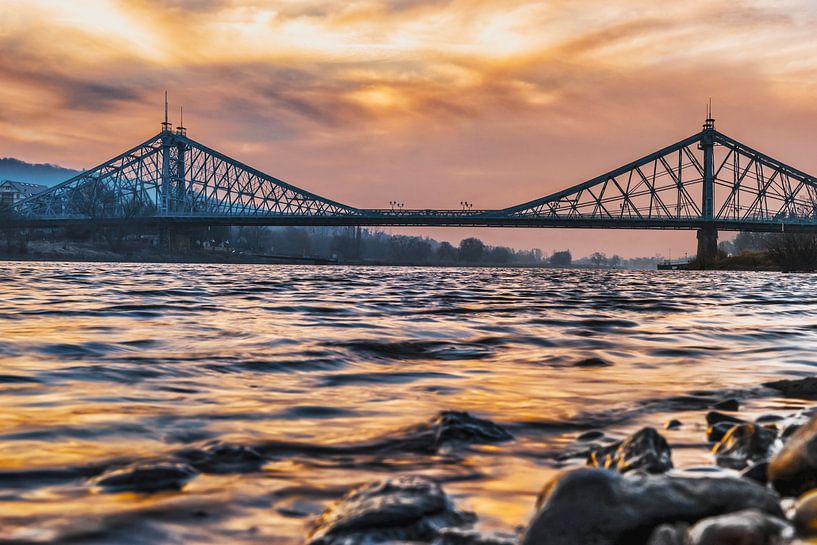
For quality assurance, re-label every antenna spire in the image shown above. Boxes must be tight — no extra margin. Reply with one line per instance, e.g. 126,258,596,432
161,90,172,132
176,106,187,136
703,97,715,131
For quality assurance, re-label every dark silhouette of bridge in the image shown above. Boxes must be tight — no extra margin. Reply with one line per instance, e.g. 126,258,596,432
5,114,817,260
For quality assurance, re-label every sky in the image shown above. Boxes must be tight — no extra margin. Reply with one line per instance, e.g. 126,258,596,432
1,0,817,257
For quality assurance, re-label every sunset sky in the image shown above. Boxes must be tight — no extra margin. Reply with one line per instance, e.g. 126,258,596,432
2,0,817,257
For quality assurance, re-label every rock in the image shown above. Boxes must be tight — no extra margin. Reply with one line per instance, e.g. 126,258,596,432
769,413,817,496
684,509,791,545
419,411,513,452
707,422,740,443
306,475,474,545
646,523,687,545
574,357,612,368
756,414,784,423
433,528,518,545
713,399,740,412
176,441,265,473
520,468,783,545
764,377,817,400
712,423,778,470
705,412,745,442
792,489,817,536
741,461,769,485
577,430,604,441
588,427,673,474
665,419,682,430
706,411,745,426
782,424,801,440
90,462,198,493
673,466,737,478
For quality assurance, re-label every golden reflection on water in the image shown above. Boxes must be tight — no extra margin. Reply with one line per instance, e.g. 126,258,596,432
1,263,817,543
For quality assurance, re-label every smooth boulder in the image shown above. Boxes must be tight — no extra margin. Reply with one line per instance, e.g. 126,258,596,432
685,509,791,545
307,475,474,545
520,468,783,545
793,489,817,537
712,423,778,470
769,412,817,496
648,510,791,545
588,427,673,474
764,377,817,400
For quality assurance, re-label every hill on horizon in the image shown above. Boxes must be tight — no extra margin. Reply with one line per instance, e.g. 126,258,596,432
0,157,79,186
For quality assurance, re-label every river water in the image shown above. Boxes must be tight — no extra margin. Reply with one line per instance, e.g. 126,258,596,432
0,262,816,544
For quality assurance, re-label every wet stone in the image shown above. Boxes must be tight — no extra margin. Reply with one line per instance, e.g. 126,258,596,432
741,461,770,485
427,411,513,451
433,528,518,545
90,462,198,493
176,441,265,474
706,411,745,427
769,412,817,496
712,423,778,470
782,423,801,439
712,398,740,412
707,421,739,443
682,509,791,545
576,430,604,442
306,475,474,545
588,427,673,474
792,489,817,536
646,523,687,545
573,357,612,368
520,468,783,545
665,419,682,430
755,414,784,423
764,377,817,400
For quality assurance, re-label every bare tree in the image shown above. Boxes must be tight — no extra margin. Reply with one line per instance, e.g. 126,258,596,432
765,233,817,271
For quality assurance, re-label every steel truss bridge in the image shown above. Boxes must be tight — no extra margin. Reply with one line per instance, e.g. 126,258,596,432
5,117,817,258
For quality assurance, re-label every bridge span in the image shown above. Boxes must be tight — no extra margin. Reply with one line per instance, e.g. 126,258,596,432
4,116,817,260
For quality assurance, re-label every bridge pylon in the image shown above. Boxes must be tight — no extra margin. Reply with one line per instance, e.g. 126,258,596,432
696,112,718,262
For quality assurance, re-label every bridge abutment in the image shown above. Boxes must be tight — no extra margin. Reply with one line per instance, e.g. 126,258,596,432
696,226,719,263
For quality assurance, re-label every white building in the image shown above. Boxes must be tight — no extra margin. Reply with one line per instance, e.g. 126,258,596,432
0,180,49,208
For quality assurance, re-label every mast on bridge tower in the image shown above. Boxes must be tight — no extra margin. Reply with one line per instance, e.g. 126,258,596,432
161,90,172,132
697,100,718,262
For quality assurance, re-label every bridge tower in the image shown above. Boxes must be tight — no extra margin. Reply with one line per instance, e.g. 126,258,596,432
697,108,718,261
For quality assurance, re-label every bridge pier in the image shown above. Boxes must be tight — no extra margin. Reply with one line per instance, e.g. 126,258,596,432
160,225,192,254
696,226,719,263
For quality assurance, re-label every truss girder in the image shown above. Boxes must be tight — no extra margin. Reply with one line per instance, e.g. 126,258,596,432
500,130,817,226
12,131,361,220
10,127,817,228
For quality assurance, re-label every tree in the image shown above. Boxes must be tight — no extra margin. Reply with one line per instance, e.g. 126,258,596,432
609,254,622,268
589,252,608,267
765,233,817,271
549,250,572,266
733,232,769,253
458,237,485,262
436,241,457,262
487,246,513,264
718,240,736,256
388,235,432,263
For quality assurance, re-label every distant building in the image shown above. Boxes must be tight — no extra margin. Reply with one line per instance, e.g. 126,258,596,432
0,180,49,207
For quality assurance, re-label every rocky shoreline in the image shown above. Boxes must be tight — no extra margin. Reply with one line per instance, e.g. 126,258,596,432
300,376,817,545
14,378,817,544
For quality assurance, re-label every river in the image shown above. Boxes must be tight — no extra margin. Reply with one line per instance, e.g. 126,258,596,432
0,262,815,544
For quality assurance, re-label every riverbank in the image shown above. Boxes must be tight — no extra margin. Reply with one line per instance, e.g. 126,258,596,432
0,241,624,268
